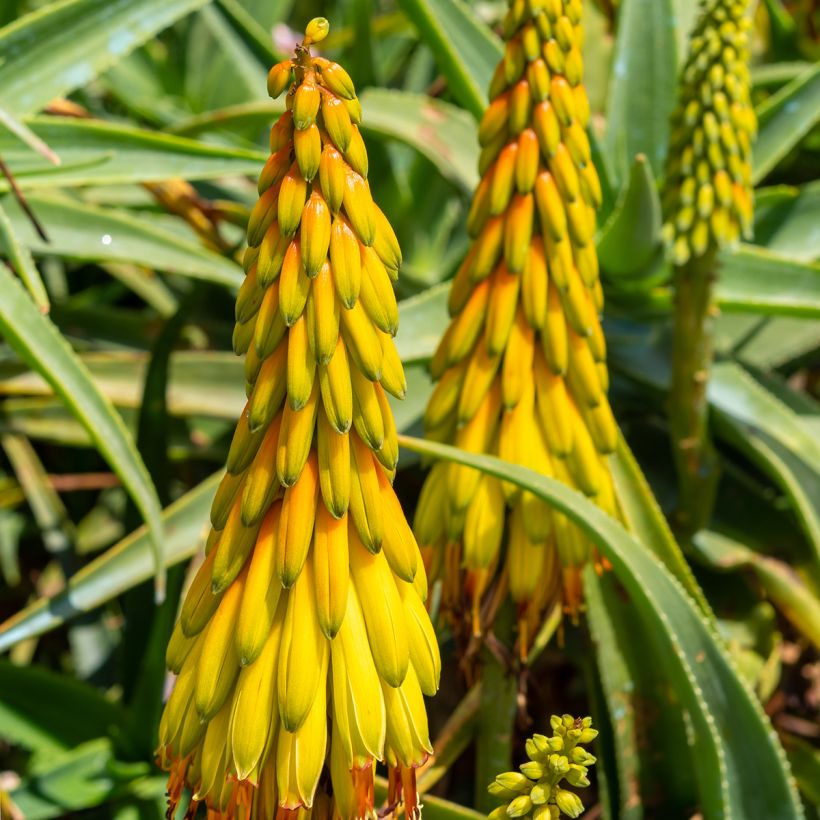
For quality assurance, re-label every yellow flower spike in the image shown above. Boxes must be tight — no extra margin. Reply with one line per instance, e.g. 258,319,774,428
159,26,436,819
416,0,618,653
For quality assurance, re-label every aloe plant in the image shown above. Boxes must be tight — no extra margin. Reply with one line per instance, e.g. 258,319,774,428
0,0,818,818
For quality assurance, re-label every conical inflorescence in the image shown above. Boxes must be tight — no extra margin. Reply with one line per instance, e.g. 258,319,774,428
158,19,439,820
415,0,618,652
662,0,756,266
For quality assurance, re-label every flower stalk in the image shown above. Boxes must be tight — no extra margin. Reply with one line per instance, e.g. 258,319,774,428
662,0,756,537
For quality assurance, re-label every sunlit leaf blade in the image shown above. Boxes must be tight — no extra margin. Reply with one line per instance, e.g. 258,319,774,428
0,473,218,653
754,61,820,184
397,434,803,819
0,201,49,310
693,530,820,649
395,0,501,119
361,89,479,191
0,0,210,115
0,267,166,597
0,105,60,165
0,117,266,189
0,193,243,289
716,244,820,317
610,434,714,618
585,568,698,819
603,0,678,182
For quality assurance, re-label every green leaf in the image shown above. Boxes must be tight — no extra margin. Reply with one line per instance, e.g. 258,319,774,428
0,267,166,596
692,530,820,649
0,473,219,653
0,193,243,290
397,434,803,819
585,568,697,819
782,735,820,808
754,181,820,263
394,281,449,363
597,154,663,277
754,61,820,184
171,89,481,192
715,244,820,317
395,0,501,119
0,0,210,116
0,661,125,754
610,434,714,619
0,117,266,190
0,200,49,310
0,104,60,164
604,0,678,183
710,362,820,570
361,89,479,192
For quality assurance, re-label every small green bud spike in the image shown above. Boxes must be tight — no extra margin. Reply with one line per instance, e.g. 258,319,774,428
662,0,755,267
487,715,596,818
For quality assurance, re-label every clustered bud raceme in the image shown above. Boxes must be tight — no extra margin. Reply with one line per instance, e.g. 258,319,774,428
488,715,597,820
662,0,756,266
414,0,618,653
158,18,440,820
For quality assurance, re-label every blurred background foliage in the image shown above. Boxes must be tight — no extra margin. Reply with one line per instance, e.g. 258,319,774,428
0,0,818,817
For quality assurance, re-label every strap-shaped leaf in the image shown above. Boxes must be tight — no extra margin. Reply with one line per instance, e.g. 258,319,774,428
603,0,678,183
397,434,803,820
754,62,820,184
395,0,501,119
0,0,209,115
0,267,166,595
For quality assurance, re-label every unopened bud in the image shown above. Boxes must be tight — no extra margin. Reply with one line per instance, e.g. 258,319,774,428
554,788,584,818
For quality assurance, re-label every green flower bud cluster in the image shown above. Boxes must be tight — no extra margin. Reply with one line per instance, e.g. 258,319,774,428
487,715,597,819
662,0,756,267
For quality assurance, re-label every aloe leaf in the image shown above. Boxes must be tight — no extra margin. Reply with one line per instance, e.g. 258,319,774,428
0,266,167,596
0,0,210,116
603,0,678,183
597,154,663,278
395,0,501,119
610,434,714,619
394,282,449,363
0,193,243,290
0,473,218,653
0,117,265,190
0,200,49,310
693,530,820,649
585,567,698,819
397,434,803,819
754,61,820,184
0,661,126,755
716,244,820,318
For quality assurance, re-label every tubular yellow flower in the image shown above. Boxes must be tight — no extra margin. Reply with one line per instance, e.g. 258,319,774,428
158,19,438,820
662,0,756,266
415,0,617,655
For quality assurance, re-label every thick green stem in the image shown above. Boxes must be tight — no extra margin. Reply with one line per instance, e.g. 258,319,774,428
669,248,720,539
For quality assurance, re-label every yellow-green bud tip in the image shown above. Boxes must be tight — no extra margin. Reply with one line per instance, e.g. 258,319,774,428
304,17,329,46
